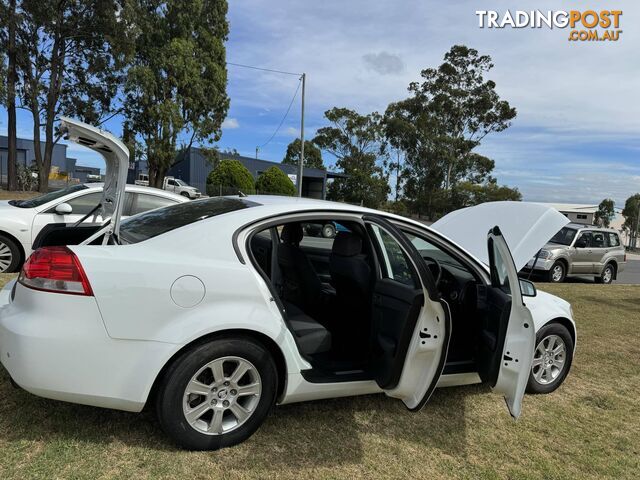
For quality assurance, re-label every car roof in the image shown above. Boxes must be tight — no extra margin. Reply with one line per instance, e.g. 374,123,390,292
82,183,187,202
566,222,618,232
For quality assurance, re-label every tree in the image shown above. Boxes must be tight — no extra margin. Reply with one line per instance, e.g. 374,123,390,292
124,0,230,189
0,0,19,190
451,179,522,211
384,45,516,218
14,0,131,192
255,166,296,196
207,159,254,194
314,107,390,208
595,198,615,228
282,138,324,170
622,194,640,248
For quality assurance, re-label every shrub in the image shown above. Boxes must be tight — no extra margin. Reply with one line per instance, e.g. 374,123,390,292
206,159,255,195
255,166,296,196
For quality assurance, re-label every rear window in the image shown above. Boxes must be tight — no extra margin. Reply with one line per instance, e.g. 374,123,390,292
118,197,260,244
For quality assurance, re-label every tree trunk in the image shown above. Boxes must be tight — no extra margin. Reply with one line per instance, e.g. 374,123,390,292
6,0,18,191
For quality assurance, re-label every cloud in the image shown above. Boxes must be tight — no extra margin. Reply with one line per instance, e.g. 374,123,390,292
222,117,240,129
362,52,405,75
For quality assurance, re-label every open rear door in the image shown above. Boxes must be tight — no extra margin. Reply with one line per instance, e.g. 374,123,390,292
364,215,451,411
479,226,536,418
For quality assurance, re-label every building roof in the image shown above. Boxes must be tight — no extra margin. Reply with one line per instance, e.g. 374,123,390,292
219,153,334,179
536,202,598,214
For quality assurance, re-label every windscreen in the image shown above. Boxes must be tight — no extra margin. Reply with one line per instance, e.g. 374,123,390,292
118,197,260,244
548,227,578,246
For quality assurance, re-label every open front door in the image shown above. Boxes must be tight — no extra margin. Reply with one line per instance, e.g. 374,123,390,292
479,226,536,418
364,215,451,411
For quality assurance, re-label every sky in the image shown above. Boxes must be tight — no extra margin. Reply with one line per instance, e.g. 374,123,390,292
1,0,639,206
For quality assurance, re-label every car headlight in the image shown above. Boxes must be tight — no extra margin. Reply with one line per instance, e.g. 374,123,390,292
537,249,554,260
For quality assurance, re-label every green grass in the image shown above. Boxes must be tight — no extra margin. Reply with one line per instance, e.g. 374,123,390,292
0,281,639,479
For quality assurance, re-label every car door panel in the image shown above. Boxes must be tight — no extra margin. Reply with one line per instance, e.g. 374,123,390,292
590,232,607,273
480,227,536,418
571,231,593,273
364,215,450,411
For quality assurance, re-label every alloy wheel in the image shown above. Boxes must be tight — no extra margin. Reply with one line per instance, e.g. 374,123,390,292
551,264,564,282
531,334,566,385
602,266,613,284
182,356,262,435
0,240,13,273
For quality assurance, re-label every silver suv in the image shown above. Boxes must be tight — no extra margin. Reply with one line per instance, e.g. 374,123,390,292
523,223,626,283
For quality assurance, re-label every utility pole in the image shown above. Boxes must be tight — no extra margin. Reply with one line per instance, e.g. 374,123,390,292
255,146,259,159
297,73,306,197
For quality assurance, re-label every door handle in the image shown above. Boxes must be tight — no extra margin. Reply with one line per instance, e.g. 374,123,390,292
373,294,383,306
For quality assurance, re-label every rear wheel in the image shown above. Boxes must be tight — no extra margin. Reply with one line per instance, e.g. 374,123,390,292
595,263,614,284
156,337,277,450
0,234,21,273
526,323,573,394
547,261,566,283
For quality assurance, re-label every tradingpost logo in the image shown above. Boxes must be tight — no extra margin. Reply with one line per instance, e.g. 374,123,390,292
476,10,623,42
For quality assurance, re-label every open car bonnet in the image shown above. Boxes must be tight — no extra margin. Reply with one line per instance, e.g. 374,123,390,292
59,117,130,237
430,201,570,271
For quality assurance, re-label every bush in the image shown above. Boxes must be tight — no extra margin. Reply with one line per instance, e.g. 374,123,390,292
206,159,255,195
255,166,296,196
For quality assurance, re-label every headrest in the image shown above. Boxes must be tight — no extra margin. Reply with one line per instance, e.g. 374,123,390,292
332,232,363,257
281,223,304,245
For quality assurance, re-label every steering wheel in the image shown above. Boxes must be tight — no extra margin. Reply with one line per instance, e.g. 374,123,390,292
421,256,442,287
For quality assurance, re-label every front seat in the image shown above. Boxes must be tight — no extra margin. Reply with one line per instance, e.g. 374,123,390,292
329,231,371,303
277,223,325,314
329,232,372,354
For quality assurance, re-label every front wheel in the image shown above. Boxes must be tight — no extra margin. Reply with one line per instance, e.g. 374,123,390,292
156,337,277,450
180,191,192,198
526,323,574,394
547,261,566,283
322,223,336,238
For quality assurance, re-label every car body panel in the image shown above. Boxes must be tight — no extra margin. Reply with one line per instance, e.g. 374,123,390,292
431,201,570,271
0,196,577,414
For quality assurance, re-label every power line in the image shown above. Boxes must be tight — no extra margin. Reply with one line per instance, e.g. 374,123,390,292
258,78,302,149
227,61,302,77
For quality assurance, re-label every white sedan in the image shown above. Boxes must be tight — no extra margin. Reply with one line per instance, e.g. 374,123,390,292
0,119,576,451
0,183,188,273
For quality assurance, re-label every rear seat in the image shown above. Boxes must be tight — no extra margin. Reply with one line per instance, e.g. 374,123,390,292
283,302,332,355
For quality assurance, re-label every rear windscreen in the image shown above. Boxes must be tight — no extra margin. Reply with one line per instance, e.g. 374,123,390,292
118,197,260,244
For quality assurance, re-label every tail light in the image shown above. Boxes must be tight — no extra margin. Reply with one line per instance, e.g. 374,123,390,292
18,246,93,296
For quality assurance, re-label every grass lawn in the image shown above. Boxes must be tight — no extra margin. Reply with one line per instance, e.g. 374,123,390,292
0,281,638,479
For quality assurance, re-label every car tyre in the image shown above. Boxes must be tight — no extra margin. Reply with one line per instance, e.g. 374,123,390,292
322,223,336,238
547,261,566,283
526,323,574,394
0,234,22,273
180,191,192,198
595,263,614,284
156,336,277,451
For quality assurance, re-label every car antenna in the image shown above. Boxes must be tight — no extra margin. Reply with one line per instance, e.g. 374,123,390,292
238,190,247,197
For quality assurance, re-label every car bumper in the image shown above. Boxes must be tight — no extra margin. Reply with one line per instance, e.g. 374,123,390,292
0,282,176,412
522,257,555,272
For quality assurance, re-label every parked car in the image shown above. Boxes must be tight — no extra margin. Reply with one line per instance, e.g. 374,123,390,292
302,221,349,238
135,174,201,199
0,183,188,273
522,223,626,283
0,118,576,451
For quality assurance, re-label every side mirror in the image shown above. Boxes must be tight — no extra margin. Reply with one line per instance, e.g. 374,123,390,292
575,239,587,248
519,278,537,297
54,203,73,215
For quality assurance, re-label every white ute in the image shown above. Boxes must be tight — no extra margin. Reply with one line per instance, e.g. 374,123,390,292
0,119,577,451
